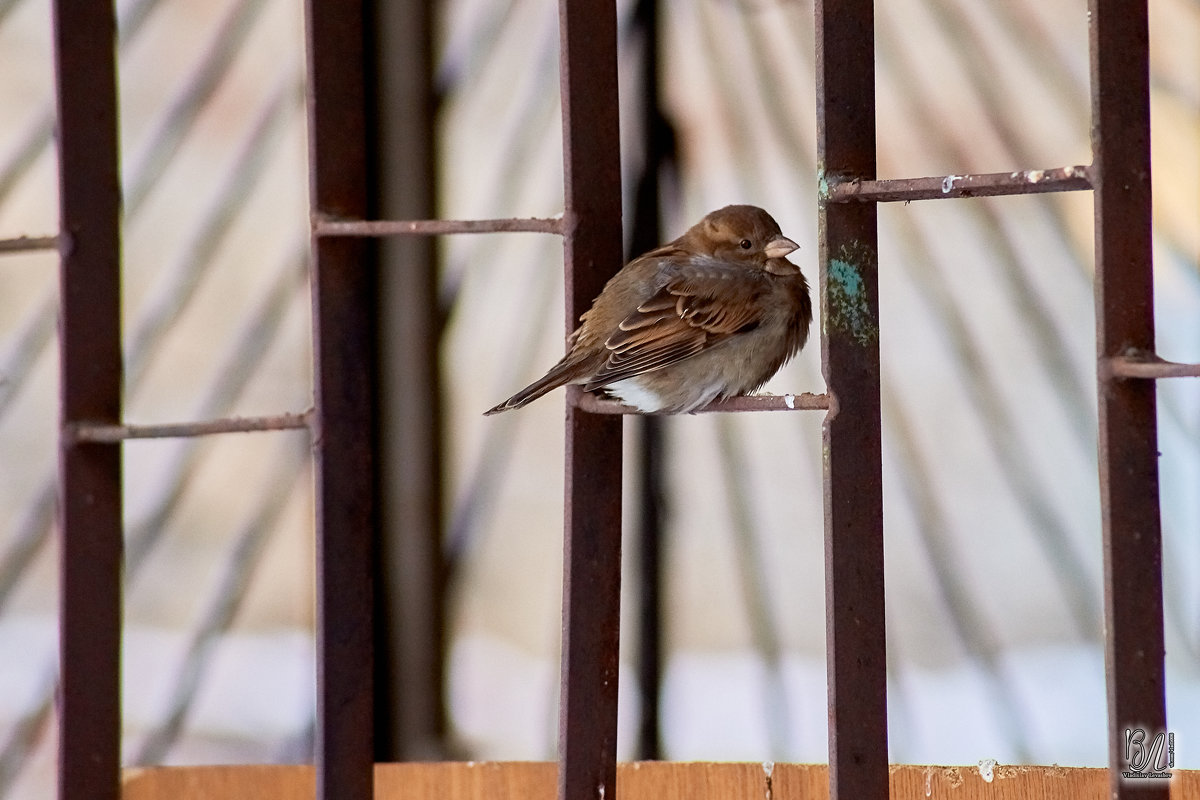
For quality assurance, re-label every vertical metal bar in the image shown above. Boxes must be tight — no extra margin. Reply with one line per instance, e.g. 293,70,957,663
368,0,447,761
305,1,376,798
52,1,124,798
1089,1,1167,796
557,0,624,798
814,1,888,799
634,415,663,761
629,0,671,762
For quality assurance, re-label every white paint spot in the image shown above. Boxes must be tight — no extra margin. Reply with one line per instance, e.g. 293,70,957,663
924,767,932,797
978,758,997,783
784,394,796,409
941,175,963,193
762,760,774,778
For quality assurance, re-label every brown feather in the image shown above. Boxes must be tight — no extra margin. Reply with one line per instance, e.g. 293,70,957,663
485,205,813,414
584,265,776,391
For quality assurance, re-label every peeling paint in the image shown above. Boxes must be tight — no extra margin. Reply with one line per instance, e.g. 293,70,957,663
826,246,879,346
817,163,831,202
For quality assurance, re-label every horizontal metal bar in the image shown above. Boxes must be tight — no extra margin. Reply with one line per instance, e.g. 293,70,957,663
66,409,313,443
313,215,564,237
1105,355,1200,380
573,392,831,415
0,235,58,254
826,165,1092,203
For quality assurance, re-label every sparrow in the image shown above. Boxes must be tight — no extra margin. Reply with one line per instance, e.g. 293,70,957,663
485,204,812,415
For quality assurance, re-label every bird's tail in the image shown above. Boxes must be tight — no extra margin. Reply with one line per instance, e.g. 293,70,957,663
483,356,592,415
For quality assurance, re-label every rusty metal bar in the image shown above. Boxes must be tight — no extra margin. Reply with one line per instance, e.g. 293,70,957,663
827,165,1091,203
557,0,624,797
1105,354,1200,380
0,235,58,254
815,0,888,798
51,0,123,798
368,0,448,759
305,0,376,797
628,0,670,757
66,410,313,443
1089,0,1168,796
314,216,563,237
573,392,831,415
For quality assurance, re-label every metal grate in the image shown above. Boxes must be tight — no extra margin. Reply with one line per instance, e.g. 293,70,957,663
40,2,1195,800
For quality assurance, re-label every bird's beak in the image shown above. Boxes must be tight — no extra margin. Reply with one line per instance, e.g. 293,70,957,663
764,236,799,259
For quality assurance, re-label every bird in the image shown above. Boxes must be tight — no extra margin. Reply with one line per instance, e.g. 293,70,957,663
484,204,812,415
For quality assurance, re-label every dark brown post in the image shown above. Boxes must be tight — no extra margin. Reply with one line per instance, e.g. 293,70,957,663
305,0,377,797
369,0,447,760
52,0,124,798
814,1,888,799
557,0,625,798
1089,0,1167,796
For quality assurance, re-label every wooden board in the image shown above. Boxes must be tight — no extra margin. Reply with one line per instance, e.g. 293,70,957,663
122,762,1198,799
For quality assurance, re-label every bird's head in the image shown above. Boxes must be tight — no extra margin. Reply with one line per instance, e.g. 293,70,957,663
681,204,801,275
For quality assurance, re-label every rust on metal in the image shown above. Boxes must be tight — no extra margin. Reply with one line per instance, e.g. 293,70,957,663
815,0,889,798
573,392,831,415
304,0,376,798
1089,1,1168,797
1104,354,1200,380
66,410,313,443
314,215,564,237
52,0,124,798
556,0,625,797
0,235,59,254
828,165,1092,203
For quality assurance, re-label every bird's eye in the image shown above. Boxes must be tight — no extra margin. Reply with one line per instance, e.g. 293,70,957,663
738,238,752,250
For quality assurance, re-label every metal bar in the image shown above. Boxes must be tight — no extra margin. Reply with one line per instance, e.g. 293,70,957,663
314,216,563,237
305,0,376,797
635,411,664,760
814,0,888,798
827,165,1091,203
628,0,668,759
51,0,123,798
368,0,448,760
1089,0,1168,796
557,0,624,797
573,392,831,415
66,410,312,443
1105,354,1200,380
0,235,58,254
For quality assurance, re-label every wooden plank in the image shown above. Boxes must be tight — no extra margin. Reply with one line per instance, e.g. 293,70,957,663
123,766,316,800
121,762,1199,799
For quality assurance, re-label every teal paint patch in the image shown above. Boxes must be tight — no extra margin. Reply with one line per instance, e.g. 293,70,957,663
826,253,879,346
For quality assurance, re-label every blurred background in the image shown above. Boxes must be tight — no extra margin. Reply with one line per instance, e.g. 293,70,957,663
0,0,1198,796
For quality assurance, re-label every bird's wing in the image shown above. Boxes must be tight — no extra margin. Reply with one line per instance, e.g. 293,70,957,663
584,265,768,391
